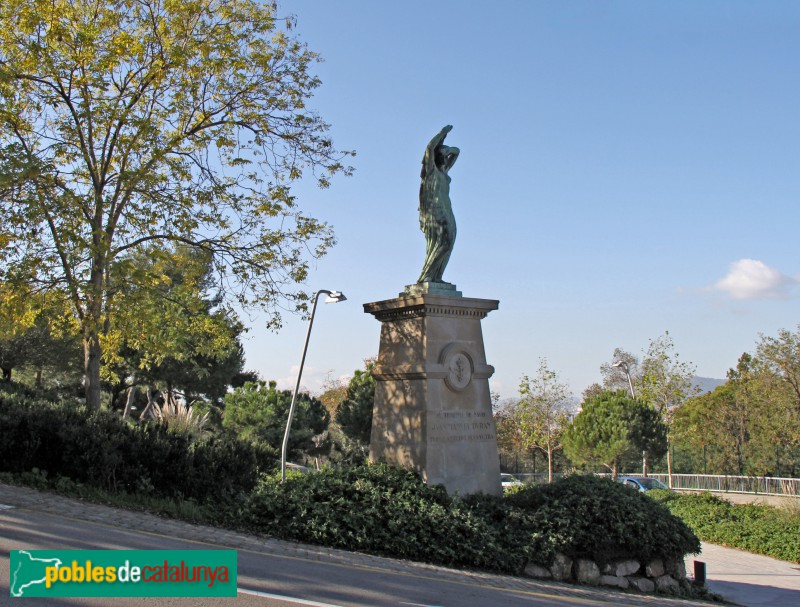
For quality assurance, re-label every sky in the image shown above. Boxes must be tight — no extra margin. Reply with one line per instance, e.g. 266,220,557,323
240,1,800,401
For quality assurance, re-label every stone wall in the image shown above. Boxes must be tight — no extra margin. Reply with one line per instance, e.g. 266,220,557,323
524,554,690,595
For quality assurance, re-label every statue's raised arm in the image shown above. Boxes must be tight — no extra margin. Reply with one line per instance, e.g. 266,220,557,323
420,125,453,189
417,125,459,285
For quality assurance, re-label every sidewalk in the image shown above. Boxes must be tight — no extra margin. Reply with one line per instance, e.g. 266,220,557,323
685,543,800,607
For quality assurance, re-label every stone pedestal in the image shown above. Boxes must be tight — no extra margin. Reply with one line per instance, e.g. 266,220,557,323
363,293,501,495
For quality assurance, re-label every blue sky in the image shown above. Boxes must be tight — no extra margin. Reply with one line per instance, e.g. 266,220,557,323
242,1,800,400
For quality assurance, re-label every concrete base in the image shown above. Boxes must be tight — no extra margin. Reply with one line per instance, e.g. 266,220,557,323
363,293,501,496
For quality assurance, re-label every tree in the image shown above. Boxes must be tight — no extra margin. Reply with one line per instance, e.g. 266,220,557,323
564,392,633,479
318,372,349,416
757,325,800,429
103,244,246,410
722,353,757,474
674,383,750,475
581,382,604,403
0,282,80,383
601,348,640,394
335,359,376,449
494,404,525,472
223,380,329,457
0,282,43,381
626,396,668,470
563,391,666,479
672,389,721,475
672,351,797,476
514,359,572,482
0,0,353,409
636,332,699,484
751,328,800,466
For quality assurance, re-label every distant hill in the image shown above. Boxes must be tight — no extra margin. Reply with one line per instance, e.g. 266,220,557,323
693,376,725,394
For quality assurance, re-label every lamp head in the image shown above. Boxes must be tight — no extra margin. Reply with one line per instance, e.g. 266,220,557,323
324,290,347,304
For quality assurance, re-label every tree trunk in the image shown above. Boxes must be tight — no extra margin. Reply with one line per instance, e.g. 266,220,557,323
84,333,103,411
122,385,136,418
642,450,649,477
139,388,155,420
1,367,11,382
547,445,554,483
35,367,43,388
83,260,106,411
667,441,674,488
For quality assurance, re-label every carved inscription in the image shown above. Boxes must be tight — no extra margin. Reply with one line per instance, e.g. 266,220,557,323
428,410,496,444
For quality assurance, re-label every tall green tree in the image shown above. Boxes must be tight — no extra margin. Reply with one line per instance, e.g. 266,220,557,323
104,244,245,409
0,0,352,409
514,359,572,482
223,380,329,457
674,383,751,475
564,391,633,479
672,350,798,476
335,359,376,451
757,325,800,446
626,396,669,471
564,390,667,479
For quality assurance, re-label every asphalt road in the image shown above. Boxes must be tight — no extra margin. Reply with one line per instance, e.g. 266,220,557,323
0,507,614,607
0,490,711,607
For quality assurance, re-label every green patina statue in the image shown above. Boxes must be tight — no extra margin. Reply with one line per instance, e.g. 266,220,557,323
417,125,460,284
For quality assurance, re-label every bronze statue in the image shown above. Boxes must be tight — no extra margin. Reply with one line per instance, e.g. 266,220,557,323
417,125,459,284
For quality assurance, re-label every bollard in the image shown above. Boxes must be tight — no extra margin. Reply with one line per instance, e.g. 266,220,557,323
693,560,706,586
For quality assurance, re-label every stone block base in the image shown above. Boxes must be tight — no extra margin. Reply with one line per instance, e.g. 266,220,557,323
364,293,501,496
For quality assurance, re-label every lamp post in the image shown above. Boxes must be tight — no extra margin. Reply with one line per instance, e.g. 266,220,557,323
613,360,636,399
280,289,346,482
614,360,647,476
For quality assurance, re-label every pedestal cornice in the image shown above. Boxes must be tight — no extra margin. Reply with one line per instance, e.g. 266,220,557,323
364,294,499,323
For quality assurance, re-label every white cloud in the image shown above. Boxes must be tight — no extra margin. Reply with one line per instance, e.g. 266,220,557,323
712,259,797,300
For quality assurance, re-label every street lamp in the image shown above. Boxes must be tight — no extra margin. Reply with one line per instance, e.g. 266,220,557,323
614,360,649,477
613,360,636,399
280,289,347,482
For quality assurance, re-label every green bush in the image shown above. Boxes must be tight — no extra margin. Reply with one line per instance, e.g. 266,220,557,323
0,385,273,503
654,491,800,563
506,476,699,566
242,465,699,574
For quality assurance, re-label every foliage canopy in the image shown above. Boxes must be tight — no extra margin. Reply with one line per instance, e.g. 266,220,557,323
0,0,353,408
223,380,329,457
514,359,572,482
564,390,667,478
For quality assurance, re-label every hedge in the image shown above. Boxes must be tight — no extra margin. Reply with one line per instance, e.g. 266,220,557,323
242,465,700,574
654,490,800,563
0,385,274,503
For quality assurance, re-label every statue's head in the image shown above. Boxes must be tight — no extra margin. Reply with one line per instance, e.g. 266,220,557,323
436,145,460,173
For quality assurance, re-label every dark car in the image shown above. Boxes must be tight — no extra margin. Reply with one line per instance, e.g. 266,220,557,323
618,475,669,492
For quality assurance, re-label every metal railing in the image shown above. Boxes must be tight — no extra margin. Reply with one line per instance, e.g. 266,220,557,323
636,474,800,497
511,472,800,497
515,472,565,485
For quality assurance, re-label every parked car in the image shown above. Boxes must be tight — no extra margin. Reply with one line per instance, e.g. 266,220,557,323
501,473,523,490
618,475,669,492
